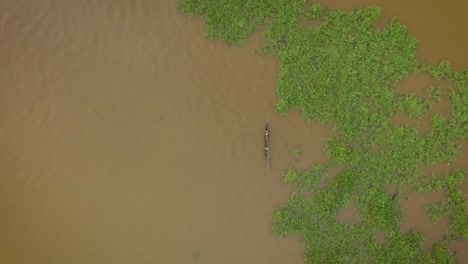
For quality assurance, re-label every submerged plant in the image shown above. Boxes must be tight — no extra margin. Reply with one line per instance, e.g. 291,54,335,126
291,147,302,159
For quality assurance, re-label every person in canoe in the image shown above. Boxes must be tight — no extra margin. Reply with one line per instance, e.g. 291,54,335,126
264,124,270,170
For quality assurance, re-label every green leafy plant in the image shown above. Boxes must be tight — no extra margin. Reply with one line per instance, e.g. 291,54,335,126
428,85,443,102
425,60,452,80
425,202,448,222
304,3,325,20
395,94,432,119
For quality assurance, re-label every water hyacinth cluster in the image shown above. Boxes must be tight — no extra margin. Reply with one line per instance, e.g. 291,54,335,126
177,0,468,263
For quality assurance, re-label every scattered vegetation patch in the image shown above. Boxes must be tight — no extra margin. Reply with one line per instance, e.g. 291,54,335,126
177,1,468,262
428,85,443,103
395,93,432,119
291,147,302,159
425,202,449,223
424,60,452,80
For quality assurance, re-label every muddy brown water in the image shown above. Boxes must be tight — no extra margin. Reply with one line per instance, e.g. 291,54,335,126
0,0,466,263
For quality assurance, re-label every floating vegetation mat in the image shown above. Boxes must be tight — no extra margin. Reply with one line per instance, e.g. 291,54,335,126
177,1,468,263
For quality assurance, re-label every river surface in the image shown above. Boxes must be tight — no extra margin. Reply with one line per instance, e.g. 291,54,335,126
0,0,466,263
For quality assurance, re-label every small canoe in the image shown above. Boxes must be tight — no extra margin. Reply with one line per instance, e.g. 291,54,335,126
264,123,270,168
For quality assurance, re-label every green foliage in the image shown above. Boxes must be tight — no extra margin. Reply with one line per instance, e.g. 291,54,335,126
426,202,448,222
433,243,457,264
314,170,360,217
416,243,457,264
357,187,402,232
445,186,468,240
283,163,328,191
395,94,431,119
449,69,468,140
411,169,468,242
272,6,416,128
325,137,352,165
421,114,462,165
304,3,324,20
271,192,308,237
410,169,467,193
376,231,424,264
428,85,443,102
178,1,468,263
177,0,274,45
425,60,452,80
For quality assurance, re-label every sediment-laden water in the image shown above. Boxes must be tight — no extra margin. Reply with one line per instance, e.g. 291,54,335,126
0,0,466,263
